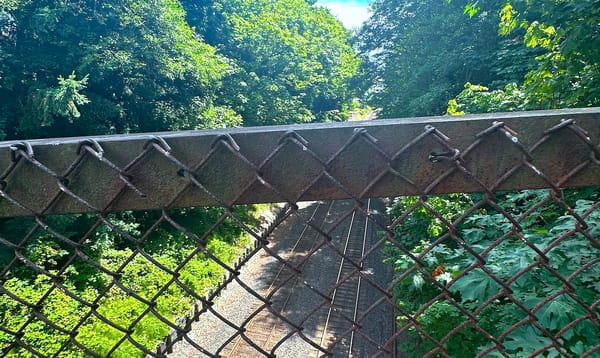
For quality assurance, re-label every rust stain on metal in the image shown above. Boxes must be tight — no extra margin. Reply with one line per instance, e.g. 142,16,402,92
0,108,598,217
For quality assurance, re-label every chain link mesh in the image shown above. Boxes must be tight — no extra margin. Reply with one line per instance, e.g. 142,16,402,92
0,109,599,357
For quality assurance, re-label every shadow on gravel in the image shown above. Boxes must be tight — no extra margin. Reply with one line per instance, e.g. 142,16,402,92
243,199,395,357
168,200,396,357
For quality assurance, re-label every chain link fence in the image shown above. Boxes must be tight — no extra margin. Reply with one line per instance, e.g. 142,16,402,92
0,108,599,357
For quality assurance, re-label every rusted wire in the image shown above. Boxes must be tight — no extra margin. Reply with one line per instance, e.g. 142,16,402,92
0,108,598,357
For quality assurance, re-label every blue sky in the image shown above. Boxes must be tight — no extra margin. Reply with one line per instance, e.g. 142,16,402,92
315,0,371,29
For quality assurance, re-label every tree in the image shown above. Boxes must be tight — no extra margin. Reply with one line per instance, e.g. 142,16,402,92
0,1,361,355
370,1,600,356
449,0,600,113
182,0,360,125
0,0,239,140
357,0,535,118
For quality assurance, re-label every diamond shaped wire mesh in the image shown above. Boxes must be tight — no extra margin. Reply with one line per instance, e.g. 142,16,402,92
0,108,599,357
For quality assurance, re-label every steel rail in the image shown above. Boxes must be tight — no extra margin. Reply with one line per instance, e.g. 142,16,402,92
348,198,371,356
318,211,356,350
224,201,335,357
316,199,372,357
264,201,331,296
261,201,336,352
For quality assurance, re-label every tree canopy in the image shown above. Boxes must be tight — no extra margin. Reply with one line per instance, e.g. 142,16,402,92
0,0,359,139
1,0,599,356
357,0,529,118
358,0,600,117
0,0,236,139
450,0,600,114
182,0,360,125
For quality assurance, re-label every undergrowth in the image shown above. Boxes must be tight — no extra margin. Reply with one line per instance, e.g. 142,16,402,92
386,188,600,357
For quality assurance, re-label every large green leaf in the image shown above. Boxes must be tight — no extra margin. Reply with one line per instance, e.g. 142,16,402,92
451,268,501,303
535,294,585,331
503,325,554,356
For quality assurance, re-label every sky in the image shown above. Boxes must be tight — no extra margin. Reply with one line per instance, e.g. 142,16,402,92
315,0,371,30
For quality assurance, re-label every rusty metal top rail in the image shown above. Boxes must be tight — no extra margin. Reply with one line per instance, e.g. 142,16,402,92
0,107,599,217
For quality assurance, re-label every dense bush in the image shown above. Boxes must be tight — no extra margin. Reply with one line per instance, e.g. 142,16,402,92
0,205,265,357
386,189,600,357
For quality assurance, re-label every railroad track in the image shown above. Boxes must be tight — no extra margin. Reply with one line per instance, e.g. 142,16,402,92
315,199,372,357
221,200,338,357
222,199,377,357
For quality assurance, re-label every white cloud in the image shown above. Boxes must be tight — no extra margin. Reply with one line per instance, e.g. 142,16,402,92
316,1,371,29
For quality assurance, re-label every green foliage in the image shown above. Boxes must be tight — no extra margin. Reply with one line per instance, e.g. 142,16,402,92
0,205,262,357
0,276,89,358
387,193,475,249
386,189,600,357
358,0,531,118
0,0,236,139
447,82,525,115
1,0,358,137
0,0,20,11
451,0,600,113
184,0,360,125
346,98,375,121
19,72,90,133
